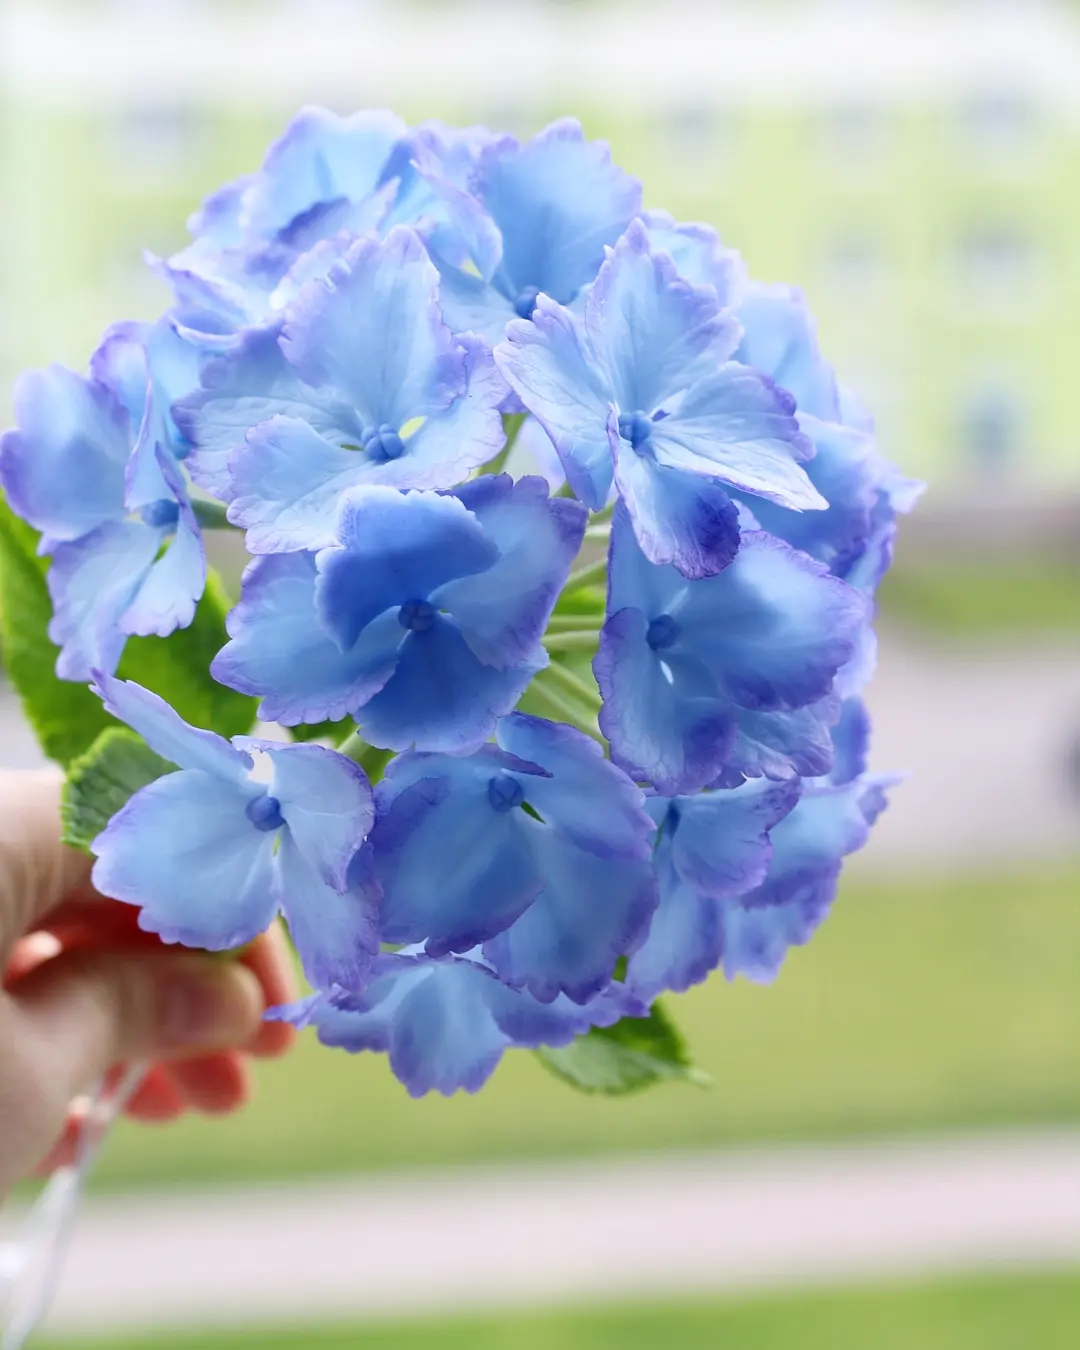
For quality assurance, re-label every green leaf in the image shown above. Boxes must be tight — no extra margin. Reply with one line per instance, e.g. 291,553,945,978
118,570,257,739
61,727,175,853
536,1001,711,1096
0,495,116,765
289,718,354,746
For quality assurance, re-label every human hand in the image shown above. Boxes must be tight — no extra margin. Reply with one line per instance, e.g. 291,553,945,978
0,768,296,1200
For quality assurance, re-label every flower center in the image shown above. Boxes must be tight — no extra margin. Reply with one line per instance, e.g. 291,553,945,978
139,498,180,529
398,598,437,632
246,793,285,832
512,286,541,320
487,773,524,813
617,410,654,451
646,614,681,650
362,424,406,461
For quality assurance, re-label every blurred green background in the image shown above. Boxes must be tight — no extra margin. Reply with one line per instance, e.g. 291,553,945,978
2,0,1078,1345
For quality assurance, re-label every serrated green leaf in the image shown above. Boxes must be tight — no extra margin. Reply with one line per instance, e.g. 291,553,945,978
0,495,117,765
536,1000,710,1096
117,570,257,739
61,727,175,853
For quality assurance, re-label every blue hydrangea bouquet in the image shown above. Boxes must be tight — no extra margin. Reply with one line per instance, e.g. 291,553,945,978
0,111,921,1101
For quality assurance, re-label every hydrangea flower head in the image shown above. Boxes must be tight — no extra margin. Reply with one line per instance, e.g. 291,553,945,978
0,105,917,1102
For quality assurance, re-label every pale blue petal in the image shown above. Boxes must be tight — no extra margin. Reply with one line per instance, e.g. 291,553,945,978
212,552,401,725
651,365,824,511
121,490,206,639
356,616,544,753
478,119,641,305
584,219,740,412
432,263,516,345
315,487,498,652
371,762,542,953
826,698,871,786
91,770,276,949
484,829,657,1004
0,366,128,541
667,777,800,899
624,839,720,1000
90,322,152,428
437,475,586,669
641,210,746,307
273,832,379,992
735,283,841,423
92,673,251,779
496,713,655,862
280,229,463,428
726,700,839,783
494,296,614,509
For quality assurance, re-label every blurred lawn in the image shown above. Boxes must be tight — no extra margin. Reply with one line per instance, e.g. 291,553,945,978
878,555,1080,638
40,1270,1080,1350
89,861,1080,1190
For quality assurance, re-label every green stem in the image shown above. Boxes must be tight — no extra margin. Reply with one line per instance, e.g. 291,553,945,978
542,659,603,713
528,678,604,743
561,559,608,595
545,611,604,634
191,498,234,530
543,630,601,653
583,524,611,545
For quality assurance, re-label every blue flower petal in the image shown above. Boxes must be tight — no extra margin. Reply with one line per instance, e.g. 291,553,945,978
91,769,276,949
121,477,206,640
356,615,544,753
669,777,800,898
624,839,720,1000
47,523,161,680
211,552,402,725
438,476,586,669
371,758,543,953
826,698,871,786
431,263,517,345
651,366,824,511
92,673,252,780
642,209,746,307
495,296,615,510
584,219,740,413
483,828,657,1004
479,118,641,307
0,366,128,542
735,283,841,423
496,712,656,862
315,487,499,653
725,699,839,783
280,229,463,429
273,832,379,992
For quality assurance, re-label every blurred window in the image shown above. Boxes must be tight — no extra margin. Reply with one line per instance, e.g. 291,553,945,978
960,383,1025,476
105,104,204,182
657,105,722,161
961,90,1036,162
821,230,886,299
956,225,1037,304
819,102,888,171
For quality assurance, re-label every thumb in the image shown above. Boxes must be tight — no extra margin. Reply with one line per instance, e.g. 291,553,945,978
1,951,263,1190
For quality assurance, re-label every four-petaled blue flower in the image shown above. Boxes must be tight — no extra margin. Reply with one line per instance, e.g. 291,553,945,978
496,219,827,578
212,476,586,751
370,713,657,1003
0,323,205,679
90,674,380,992
268,947,640,1098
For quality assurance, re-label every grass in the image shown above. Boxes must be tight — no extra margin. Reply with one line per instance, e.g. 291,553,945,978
79,860,1080,1191
877,554,1080,638
39,1270,1080,1350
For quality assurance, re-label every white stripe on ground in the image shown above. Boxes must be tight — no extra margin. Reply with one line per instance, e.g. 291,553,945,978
13,1132,1080,1336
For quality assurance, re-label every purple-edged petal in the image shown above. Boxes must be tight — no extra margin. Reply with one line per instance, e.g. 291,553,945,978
280,229,462,428
595,606,736,796
611,422,741,579
371,761,543,953
584,219,740,412
211,552,401,726
121,482,206,640
680,532,867,711
495,712,655,861
91,770,275,949
356,616,545,753
624,841,720,1000
249,740,374,888
495,296,614,510
315,487,498,652
92,673,251,779
651,365,824,511
47,523,160,681
725,700,839,783
826,698,872,786
642,210,746,308
273,833,379,992
483,828,657,1005
438,476,586,669
0,366,128,541
668,776,801,899
432,263,517,345
735,283,841,423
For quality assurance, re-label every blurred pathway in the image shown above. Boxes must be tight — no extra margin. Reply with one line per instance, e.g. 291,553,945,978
15,1131,1079,1337
4,636,1079,864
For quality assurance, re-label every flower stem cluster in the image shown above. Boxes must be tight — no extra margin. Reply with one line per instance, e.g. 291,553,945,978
0,110,920,1097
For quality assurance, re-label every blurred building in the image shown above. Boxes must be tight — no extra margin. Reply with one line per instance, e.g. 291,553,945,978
2,0,1080,497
